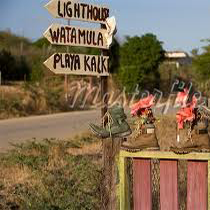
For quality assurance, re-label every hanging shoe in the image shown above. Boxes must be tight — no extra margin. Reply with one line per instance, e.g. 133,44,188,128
89,104,132,139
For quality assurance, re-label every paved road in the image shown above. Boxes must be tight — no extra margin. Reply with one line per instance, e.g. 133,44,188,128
0,110,101,150
0,104,177,150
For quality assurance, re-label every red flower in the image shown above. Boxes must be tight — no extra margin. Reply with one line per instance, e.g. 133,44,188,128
131,95,155,116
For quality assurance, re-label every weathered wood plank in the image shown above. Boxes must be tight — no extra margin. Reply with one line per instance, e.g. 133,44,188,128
133,159,152,210
208,161,210,210
45,0,109,24
119,157,130,210
160,160,178,210
44,53,109,76
120,150,210,160
187,161,207,210
43,24,108,49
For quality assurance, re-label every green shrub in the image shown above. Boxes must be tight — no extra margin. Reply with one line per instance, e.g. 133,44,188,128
0,50,31,81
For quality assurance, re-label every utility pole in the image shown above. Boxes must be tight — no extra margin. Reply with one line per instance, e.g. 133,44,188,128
64,20,71,102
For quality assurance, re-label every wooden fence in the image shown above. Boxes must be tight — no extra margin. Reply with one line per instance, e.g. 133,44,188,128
118,150,210,210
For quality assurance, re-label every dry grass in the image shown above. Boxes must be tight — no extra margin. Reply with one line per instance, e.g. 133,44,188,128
67,142,101,156
0,165,31,187
0,134,102,210
0,82,70,120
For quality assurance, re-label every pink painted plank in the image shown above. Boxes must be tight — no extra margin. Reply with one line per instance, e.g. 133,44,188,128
160,160,178,210
187,161,208,210
133,159,152,210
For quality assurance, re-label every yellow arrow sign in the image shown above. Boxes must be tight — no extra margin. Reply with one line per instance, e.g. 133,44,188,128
43,23,108,49
45,0,109,24
44,53,109,76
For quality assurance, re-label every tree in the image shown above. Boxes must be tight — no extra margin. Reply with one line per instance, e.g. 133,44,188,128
79,38,120,87
15,55,31,80
191,48,199,57
0,49,31,81
109,38,120,74
192,43,210,80
118,34,165,92
33,37,51,49
0,50,15,81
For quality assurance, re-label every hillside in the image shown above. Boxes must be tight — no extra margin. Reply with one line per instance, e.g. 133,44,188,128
0,30,102,82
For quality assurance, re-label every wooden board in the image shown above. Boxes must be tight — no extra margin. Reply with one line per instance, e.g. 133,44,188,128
45,0,109,24
160,160,178,210
120,150,210,160
119,157,131,210
44,53,109,76
133,159,152,210
187,161,207,210
43,23,108,49
208,161,210,210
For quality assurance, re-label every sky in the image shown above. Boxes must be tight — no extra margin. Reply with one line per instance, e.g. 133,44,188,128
0,0,210,53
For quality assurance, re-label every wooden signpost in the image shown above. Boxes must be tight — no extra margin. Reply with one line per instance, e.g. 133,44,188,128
44,24,108,49
44,1,113,209
45,0,109,24
44,53,109,76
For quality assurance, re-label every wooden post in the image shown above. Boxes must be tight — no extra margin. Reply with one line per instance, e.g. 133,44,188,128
100,22,110,210
100,22,109,164
64,19,71,102
101,23,120,210
64,75,68,101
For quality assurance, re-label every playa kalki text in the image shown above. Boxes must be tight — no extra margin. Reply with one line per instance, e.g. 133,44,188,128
44,53,109,76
